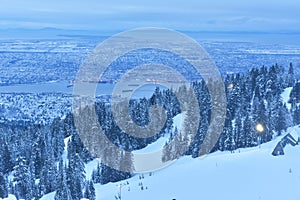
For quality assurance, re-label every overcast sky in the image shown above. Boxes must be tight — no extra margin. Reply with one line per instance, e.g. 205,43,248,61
0,0,299,32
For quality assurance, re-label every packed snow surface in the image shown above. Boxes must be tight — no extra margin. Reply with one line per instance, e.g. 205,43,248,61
40,126,300,200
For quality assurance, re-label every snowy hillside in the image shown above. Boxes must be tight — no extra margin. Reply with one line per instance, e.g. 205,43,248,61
2,64,299,200
40,125,300,200
281,87,293,110
133,113,184,154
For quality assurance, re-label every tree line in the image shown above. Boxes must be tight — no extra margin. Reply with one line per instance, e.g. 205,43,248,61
0,63,299,199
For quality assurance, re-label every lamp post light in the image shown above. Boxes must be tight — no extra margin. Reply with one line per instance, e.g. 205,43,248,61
255,122,267,148
255,123,265,133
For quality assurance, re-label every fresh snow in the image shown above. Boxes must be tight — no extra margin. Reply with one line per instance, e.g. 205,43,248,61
93,126,300,200
60,136,71,166
41,125,300,200
79,113,185,182
132,113,185,172
281,87,293,110
3,194,17,200
40,192,55,200
289,129,300,142
85,159,101,181
172,112,185,132
61,136,101,181
133,113,184,154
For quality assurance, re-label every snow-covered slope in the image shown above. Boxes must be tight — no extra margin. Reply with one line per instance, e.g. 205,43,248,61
281,87,293,110
133,113,184,154
3,194,17,200
40,125,300,200
93,127,300,200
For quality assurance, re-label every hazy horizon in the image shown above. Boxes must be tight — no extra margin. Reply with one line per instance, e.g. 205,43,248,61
1,0,300,32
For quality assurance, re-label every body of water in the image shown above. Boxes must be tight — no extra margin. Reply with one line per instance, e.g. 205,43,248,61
0,81,169,99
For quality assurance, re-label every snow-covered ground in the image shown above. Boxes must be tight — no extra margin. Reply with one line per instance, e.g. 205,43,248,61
133,113,184,154
281,87,293,110
3,194,17,200
92,127,300,200
40,125,300,200
131,113,185,172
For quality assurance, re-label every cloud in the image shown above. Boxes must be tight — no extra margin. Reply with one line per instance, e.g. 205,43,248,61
0,0,299,32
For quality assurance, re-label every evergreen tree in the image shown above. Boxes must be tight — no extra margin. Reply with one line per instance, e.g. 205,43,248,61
162,141,171,162
290,82,300,103
275,103,288,135
234,111,245,149
39,143,57,195
267,94,280,135
0,169,8,198
223,119,235,151
84,180,96,200
50,117,65,159
286,62,295,87
293,105,300,125
31,138,46,179
67,152,85,200
1,142,13,174
92,162,102,184
13,156,33,200
244,114,256,147
55,164,72,200
0,175,7,198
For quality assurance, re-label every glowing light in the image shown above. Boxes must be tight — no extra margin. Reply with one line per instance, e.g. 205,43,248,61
227,83,234,89
255,123,265,133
